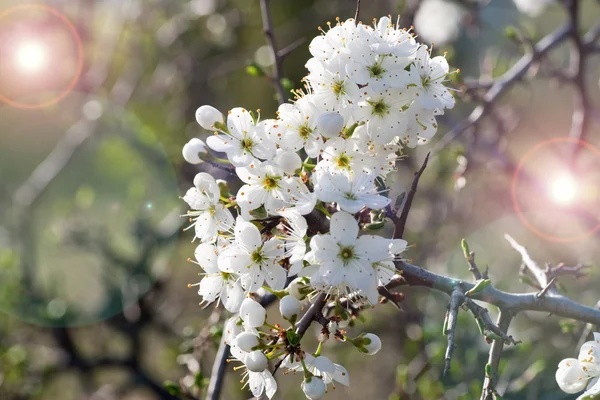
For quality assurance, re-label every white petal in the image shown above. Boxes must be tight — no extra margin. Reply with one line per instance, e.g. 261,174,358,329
329,211,358,246
222,281,244,313
194,243,219,273
235,217,262,251
263,263,287,290
262,370,278,399
333,363,350,386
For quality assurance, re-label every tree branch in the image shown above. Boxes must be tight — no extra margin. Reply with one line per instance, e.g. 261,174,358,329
444,286,465,375
480,311,513,400
354,0,361,22
259,0,287,105
435,22,572,151
393,152,430,239
391,261,600,325
205,341,230,400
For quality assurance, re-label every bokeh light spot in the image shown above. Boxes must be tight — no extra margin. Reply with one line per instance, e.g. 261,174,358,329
549,174,578,206
15,40,48,73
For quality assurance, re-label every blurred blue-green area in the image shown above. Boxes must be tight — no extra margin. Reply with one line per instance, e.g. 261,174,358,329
0,0,599,399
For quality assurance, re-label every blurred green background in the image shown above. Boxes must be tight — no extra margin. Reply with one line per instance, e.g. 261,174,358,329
0,0,599,399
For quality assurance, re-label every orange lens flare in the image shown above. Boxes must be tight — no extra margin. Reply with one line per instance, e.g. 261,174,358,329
0,4,84,109
511,137,600,243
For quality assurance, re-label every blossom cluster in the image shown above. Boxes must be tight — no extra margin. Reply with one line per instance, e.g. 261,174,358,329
180,16,455,399
556,332,600,399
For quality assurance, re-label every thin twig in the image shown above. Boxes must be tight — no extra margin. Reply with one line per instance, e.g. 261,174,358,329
481,311,513,400
393,152,430,239
354,0,361,22
205,341,230,400
465,251,483,281
259,0,287,105
435,22,572,152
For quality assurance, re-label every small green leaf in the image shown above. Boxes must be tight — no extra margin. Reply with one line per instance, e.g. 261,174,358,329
286,331,301,347
164,381,180,396
461,238,470,259
485,363,492,378
465,279,491,297
246,63,265,77
281,77,294,92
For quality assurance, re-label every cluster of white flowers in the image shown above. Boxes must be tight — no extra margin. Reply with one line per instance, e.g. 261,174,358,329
556,332,600,399
181,16,456,399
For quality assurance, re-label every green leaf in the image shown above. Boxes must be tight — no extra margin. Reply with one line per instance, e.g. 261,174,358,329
465,279,491,297
246,63,265,77
286,331,301,347
164,381,180,396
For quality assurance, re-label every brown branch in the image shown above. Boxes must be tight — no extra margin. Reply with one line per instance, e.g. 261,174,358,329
393,152,430,239
295,292,328,338
259,0,287,105
435,22,572,151
354,0,361,22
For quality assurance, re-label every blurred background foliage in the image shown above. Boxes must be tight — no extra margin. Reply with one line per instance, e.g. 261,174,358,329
0,0,599,399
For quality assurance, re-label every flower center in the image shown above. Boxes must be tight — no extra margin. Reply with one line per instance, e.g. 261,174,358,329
242,137,254,150
335,153,351,169
262,175,280,191
251,250,264,264
221,271,232,280
343,191,357,200
367,63,386,78
299,124,312,139
368,99,390,117
332,80,346,99
338,245,355,264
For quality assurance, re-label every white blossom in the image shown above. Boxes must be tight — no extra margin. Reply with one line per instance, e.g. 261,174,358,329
206,108,276,167
183,173,234,243
218,218,286,292
191,242,244,312
406,45,455,110
307,211,382,301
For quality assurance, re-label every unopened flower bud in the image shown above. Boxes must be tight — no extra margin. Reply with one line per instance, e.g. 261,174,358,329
240,298,266,328
182,138,207,164
245,350,268,372
317,111,344,138
302,376,326,400
234,332,260,352
275,150,302,175
360,333,382,355
279,295,302,320
195,105,224,130
287,277,308,300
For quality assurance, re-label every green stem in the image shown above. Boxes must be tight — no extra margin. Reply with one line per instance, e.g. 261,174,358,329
314,341,323,357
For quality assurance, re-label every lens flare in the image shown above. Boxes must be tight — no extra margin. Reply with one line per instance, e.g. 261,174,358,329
15,40,47,73
549,174,578,206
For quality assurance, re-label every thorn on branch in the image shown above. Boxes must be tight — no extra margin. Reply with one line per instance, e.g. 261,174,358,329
536,276,557,298
354,0,361,22
393,152,430,239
